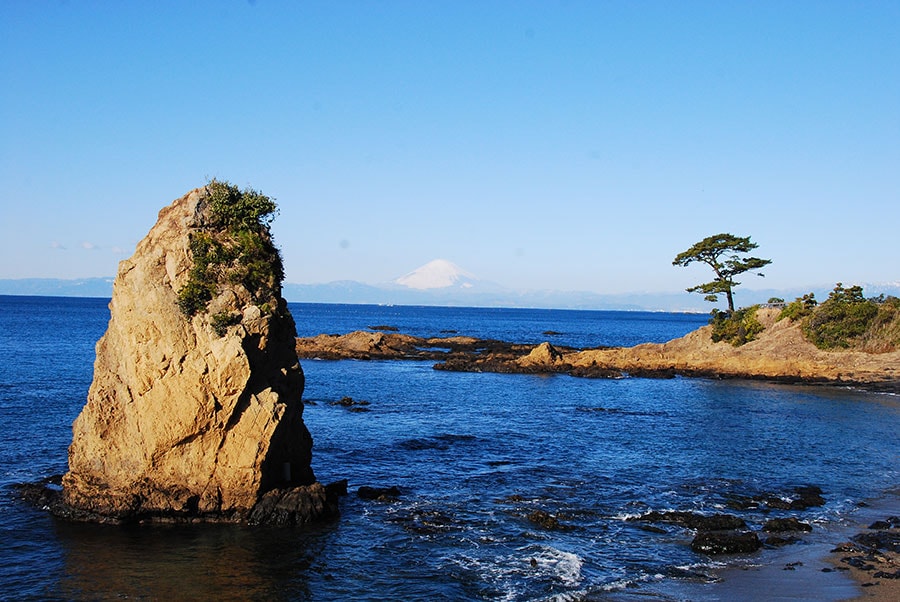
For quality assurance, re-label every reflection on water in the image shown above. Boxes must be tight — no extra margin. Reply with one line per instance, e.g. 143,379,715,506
53,520,334,601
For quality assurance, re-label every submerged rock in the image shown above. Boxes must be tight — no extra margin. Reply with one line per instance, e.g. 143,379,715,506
628,510,746,531
765,485,826,510
526,509,571,531
60,183,338,524
330,396,371,411
357,485,402,501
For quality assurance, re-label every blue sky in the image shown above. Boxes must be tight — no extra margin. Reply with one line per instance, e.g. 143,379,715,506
2,1,898,295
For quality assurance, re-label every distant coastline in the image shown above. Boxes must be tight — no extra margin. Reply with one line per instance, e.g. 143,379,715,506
0,278,115,298
3,278,899,313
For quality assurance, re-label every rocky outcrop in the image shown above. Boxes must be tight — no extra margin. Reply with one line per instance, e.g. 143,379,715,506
61,184,338,524
298,310,899,390
430,308,900,391
518,342,565,368
295,331,549,363
566,309,900,391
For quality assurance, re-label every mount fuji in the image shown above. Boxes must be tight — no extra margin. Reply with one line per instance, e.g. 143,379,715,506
393,259,479,290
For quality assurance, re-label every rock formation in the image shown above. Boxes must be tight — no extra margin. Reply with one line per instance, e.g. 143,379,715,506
295,308,900,391
295,331,548,362
518,342,565,368
61,183,337,524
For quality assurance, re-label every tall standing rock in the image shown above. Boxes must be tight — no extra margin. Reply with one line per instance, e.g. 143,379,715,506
62,183,336,523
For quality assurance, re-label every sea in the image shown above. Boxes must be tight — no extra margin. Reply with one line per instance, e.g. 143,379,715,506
1,295,898,601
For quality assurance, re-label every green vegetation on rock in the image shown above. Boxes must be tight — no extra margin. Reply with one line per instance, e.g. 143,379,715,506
176,180,284,324
710,305,764,346
211,311,242,337
777,284,899,352
800,284,897,351
777,293,817,323
207,179,278,231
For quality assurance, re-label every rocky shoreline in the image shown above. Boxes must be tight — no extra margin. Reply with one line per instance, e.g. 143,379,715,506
14,475,346,526
348,476,898,599
295,308,900,393
829,515,900,601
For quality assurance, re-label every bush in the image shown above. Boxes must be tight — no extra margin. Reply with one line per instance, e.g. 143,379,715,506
778,293,817,322
710,305,764,346
176,279,215,317
802,284,879,349
176,180,283,318
211,311,242,337
207,180,278,231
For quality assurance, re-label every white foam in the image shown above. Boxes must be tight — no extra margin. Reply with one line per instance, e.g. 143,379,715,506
445,544,585,601
522,545,584,587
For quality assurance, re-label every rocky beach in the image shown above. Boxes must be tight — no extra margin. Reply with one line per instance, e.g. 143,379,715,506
828,508,900,602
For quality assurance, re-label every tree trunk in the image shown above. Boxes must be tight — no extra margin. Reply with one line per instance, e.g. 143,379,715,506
725,288,735,314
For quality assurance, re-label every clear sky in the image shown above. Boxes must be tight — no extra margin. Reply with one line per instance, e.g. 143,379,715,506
2,1,898,295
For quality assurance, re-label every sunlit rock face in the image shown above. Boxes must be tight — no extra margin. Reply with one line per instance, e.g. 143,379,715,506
62,185,332,523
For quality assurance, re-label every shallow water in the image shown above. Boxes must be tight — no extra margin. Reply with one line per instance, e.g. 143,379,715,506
1,296,897,600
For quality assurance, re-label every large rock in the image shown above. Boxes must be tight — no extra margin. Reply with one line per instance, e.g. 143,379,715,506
62,184,336,524
517,342,565,369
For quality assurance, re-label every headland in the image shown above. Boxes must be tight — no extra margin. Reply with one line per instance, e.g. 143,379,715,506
295,307,900,393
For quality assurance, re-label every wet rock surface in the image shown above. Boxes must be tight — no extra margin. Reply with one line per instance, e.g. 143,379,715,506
248,482,341,526
628,510,747,532
526,509,571,531
620,484,830,556
329,396,371,412
832,515,900,588
691,530,762,555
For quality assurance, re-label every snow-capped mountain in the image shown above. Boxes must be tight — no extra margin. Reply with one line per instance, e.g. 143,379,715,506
393,259,478,290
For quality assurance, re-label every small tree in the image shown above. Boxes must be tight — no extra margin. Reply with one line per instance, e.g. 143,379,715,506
673,233,771,313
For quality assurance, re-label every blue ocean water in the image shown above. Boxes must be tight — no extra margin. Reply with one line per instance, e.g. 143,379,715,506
1,296,898,601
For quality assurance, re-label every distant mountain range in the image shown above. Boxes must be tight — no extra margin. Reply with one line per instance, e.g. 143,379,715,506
0,277,115,299
2,261,898,312
283,259,900,311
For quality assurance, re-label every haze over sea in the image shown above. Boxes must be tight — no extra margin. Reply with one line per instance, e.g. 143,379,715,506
2,295,898,600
